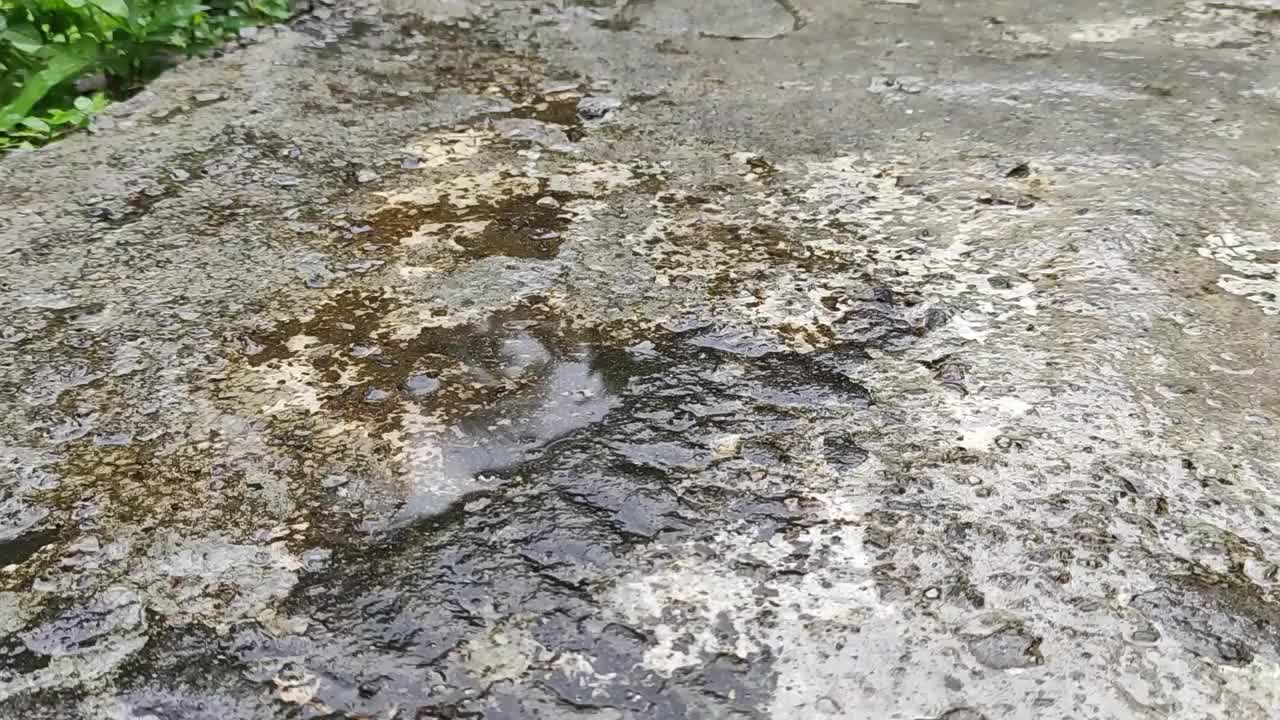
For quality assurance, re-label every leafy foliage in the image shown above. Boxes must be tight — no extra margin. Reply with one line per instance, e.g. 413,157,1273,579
0,0,291,150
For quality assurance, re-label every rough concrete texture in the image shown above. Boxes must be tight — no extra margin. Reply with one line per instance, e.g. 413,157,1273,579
2,0,1280,717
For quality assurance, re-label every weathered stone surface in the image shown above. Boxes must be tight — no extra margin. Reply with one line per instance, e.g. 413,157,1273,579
2,0,1279,718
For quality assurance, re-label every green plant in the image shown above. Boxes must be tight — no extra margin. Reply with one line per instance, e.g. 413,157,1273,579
0,89,104,149
0,0,290,150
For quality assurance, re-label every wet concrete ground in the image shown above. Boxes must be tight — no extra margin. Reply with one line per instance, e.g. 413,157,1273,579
2,0,1280,717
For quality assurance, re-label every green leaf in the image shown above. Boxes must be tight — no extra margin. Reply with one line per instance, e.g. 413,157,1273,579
19,116,50,132
74,95,95,112
89,0,131,19
66,0,88,7
46,109,83,126
0,37,99,132
1,24,45,54
146,2,210,36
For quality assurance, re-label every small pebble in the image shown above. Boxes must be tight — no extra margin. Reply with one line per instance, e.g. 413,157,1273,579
1131,629,1160,643
401,374,441,397
302,548,332,572
577,95,621,121
193,91,224,105
542,80,580,94
321,474,349,488
815,697,841,715
69,536,101,554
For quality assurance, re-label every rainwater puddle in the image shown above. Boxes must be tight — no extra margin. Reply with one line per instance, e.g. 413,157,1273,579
238,285,911,533
195,286,926,717
214,314,875,714
393,329,621,520
384,308,872,525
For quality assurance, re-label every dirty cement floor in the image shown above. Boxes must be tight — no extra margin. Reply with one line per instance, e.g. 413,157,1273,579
2,0,1280,718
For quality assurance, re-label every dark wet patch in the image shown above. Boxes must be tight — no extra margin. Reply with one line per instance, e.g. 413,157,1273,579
232,313,872,714
500,94,593,143
234,294,640,461
53,442,235,536
593,13,641,32
975,191,1038,210
0,527,61,568
1133,571,1280,666
508,95,586,139
365,184,579,259
596,0,805,38
822,434,869,467
450,192,575,259
348,18,378,40
20,279,939,717
655,222,855,302
239,294,881,500
243,289,400,369
0,635,52,679
627,90,668,104
324,80,425,110
921,354,970,394
744,155,780,182
362,203,432,246
968,624,1043,669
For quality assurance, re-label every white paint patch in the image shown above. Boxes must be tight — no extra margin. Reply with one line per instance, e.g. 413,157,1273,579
259,361,327,415
934,80,1145,103
1198,230,1280,314
795,154,924,231
404,128,492,168
546,161,638,194
285,334,319,353
1069,17,1152,43
379,169,540,208
1172,28,1255,49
